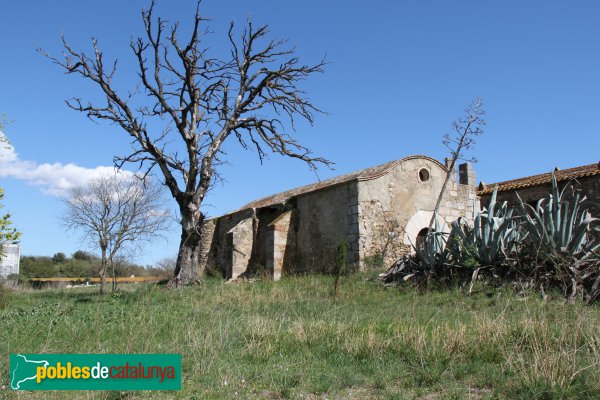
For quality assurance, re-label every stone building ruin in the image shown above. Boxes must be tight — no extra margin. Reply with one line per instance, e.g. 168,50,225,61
199,155,479,280
478,162,600,213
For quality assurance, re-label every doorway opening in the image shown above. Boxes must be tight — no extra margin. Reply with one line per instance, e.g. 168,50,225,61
415,227,429,252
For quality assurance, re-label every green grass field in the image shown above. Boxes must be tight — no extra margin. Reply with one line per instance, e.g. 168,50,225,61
1,274,600,399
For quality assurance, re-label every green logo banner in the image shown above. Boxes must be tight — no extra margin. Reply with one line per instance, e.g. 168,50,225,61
10,354,181,391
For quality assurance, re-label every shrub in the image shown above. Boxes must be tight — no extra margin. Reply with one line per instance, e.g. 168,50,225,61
332,240,347,299
450,187,524,267
517,176,600,260
383,174,600,302
363,252,385,270
414,216,449,272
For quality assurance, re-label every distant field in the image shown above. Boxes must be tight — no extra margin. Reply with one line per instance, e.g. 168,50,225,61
26,276,167,283
1,274,599,399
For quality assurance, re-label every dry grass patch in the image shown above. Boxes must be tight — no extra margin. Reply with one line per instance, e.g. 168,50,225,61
1,276,600,399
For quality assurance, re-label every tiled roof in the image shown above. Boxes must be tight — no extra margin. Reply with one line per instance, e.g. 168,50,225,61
477,162,600,195
230,155,445,213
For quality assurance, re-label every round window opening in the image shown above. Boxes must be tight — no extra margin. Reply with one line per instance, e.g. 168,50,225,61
418,168,430,182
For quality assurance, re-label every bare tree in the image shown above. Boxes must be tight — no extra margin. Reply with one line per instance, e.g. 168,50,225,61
62,174,169,293
42,1,331,287
429,98,485,230
155,256,177,275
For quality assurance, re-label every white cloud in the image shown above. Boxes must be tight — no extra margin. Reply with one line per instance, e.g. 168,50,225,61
0,142,134,197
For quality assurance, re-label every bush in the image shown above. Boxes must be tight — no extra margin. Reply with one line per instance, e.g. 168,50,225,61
331,240,347,299
363,252,385,269
450,187,523,266
72,250,93,261
517,176,600,259
382,174,600,302
414,217,449,272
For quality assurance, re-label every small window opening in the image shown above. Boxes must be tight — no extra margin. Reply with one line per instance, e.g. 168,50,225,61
418,168,430,182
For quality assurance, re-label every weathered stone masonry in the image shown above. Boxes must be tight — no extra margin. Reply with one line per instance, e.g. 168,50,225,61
200,155,479,279
197,159,600,280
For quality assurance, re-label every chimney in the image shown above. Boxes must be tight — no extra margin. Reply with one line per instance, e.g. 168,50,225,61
444,157,453,169
445,158,456,182
459,163,476,186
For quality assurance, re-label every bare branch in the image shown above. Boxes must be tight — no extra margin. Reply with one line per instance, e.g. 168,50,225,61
43,1,331,286
429,97,486,231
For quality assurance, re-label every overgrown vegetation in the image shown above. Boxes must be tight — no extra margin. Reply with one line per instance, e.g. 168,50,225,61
331,240,347,299
19,251,171,279
363,252,385,270
450,188,522,267
0,284,13,310
1,276,599,399
383,176,600,303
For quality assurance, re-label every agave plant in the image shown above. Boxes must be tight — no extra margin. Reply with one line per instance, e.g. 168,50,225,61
414,215,450,271
450,187,525,266
517,175,600,259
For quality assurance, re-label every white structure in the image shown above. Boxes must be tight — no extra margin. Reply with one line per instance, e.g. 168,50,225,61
0,243,20,278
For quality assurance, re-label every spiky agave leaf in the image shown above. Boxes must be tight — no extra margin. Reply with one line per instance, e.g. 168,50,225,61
516,174,599,259
414,214,450,271
450,187,524,266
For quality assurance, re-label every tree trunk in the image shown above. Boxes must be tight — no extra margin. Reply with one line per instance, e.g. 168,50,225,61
428,159,456,231
99,247,107,295
168,213,203,287
111,258,117,292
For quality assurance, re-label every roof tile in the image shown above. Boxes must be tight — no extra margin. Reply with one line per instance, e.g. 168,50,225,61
477,162,600,195
231,155,445,213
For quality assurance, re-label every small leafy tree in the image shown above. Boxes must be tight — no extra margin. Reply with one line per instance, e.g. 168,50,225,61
0,189,21,255
73,250,93,261
0,121,21,257
52,252,67,263
332,240,347,300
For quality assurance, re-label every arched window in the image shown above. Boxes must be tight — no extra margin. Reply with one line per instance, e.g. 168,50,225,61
415,227,429,252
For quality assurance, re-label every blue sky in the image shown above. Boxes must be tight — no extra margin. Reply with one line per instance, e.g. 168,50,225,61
1,1,599,266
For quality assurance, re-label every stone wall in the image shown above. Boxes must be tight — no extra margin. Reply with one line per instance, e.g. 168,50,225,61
201,156,480,278
345,182,360,268
357,158,478,268
198,219,217,275
248,207,286,274
266,210,296,281
293,183,350,274
227,217,254,279
202,209,255,279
